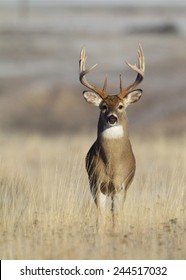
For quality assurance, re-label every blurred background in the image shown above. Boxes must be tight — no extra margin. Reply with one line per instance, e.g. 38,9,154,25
0,0,185,136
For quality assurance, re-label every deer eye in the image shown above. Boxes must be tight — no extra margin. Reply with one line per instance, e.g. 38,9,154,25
101,104,107,112
118,104,124,110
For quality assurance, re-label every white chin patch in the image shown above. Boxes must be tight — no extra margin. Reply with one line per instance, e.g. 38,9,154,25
102,125,124,139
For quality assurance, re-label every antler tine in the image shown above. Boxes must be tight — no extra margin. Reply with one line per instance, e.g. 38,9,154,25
120,74,123,92
127,45,145,77
102,76,107,94
79,47,107,99
118,45,145,99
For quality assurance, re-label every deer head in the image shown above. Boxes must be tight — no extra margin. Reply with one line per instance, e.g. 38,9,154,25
79,46,145,134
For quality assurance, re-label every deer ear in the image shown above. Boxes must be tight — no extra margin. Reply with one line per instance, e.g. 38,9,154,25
83,91,103,106
125,89,142,107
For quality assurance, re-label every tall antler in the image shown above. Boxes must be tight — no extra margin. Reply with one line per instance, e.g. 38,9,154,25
79,47,107,99
118,45,145,99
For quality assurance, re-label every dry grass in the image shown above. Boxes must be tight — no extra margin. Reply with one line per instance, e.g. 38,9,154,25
0,132,186,259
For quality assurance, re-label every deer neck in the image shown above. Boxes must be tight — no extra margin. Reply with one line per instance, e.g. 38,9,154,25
97,116,130,158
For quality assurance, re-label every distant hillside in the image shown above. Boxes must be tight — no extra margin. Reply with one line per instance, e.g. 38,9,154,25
0,6,185,136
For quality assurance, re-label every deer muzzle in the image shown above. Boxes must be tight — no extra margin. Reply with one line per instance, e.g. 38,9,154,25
107,114,118,125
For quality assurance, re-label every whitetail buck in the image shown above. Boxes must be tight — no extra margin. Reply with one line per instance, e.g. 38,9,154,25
79,46,145,231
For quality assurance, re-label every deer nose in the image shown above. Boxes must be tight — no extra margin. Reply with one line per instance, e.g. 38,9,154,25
107,114,118,125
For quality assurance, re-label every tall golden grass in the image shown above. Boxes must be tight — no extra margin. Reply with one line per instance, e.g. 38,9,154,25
0,132,185,259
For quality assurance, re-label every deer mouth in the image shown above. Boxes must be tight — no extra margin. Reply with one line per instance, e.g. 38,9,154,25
107,114,118,125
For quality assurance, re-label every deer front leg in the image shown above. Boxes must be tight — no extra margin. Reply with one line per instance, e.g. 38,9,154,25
111,187,127,232
96,190,107,232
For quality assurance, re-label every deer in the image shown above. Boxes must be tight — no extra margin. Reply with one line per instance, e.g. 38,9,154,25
79,46,145,232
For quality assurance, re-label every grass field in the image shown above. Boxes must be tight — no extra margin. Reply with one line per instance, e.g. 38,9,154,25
0,132,185,259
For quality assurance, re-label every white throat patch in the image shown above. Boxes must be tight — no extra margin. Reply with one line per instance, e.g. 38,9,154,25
102,125,124,139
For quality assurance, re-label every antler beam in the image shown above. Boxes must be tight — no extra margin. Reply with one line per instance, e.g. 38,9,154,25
79,47,107,99
118,45,145,99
